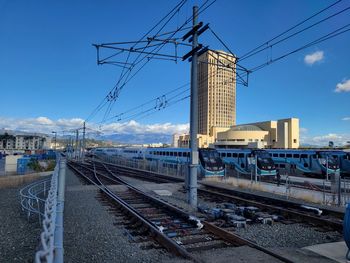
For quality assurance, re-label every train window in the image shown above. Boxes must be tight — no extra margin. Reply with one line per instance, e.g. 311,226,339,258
275,164,279,168
280,164,286,168
166,152,170,156
227,153,232,157
170,152,174,156
238,153,244,158
178,152,182,157
293,154,300,158
279,154,285,157
273,153,278,157
301,154,307,158
174,152,178,157
304,163,309,167
232,153,237,157
222,153,226,157
286,154,292,158
183,152,189,157
312,154,317,159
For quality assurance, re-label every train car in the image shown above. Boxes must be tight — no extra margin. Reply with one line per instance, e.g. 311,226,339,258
145,148,225,177
90,147,144,159
322,150,350,176
216,149,276,177
92,147,225,177
266,149,340,177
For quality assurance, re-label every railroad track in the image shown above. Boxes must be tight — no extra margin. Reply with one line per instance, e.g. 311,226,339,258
89,159,344,228
68,161,293,263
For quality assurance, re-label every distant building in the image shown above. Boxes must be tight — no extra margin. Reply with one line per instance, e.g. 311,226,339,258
172,134,180,148
214,118,299,149
173,49,300,150
177,133,214,148
176,118,299,149
0,129,51,152
198,50,236,136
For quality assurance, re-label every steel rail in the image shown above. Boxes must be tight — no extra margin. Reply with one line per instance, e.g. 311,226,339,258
70,161,294,263
91,159,344,221
200,183,345,220
68,162,201,262
199,187,343,232
90,161,344,223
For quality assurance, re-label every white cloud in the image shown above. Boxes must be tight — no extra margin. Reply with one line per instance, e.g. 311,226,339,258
304,51,324,65
342,117,350,121
301,133,350,146
101,120,189,135
0,116,189,138
335,79,350,93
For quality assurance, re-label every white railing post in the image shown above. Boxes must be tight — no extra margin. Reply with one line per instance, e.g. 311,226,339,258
54,158,66,263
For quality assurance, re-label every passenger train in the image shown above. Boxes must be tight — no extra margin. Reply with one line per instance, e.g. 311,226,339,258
265,149,341,176
216,149,276,177
326,150,350,176
91,147,225,177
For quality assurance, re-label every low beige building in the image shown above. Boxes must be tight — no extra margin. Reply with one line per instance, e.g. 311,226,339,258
215,125,269,148
174,118,299,149
177,133,215,148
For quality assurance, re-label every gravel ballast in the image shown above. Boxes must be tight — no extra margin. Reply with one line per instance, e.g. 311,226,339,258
120,175,342,248
66,168,291,262
0,185,42,262
64,169,191,263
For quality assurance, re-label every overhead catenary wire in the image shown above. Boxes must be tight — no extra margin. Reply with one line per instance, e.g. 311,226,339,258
98,58,237,127
239,0,343,60
100,1,188,123
98,0,191,123
239,3,350,62
86,0,188,122
95,0,218,123
247,23,350,73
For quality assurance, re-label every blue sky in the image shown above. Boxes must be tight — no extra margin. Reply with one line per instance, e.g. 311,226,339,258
0,0,349,145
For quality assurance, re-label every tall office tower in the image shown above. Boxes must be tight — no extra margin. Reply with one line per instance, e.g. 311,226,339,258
198,50,237,136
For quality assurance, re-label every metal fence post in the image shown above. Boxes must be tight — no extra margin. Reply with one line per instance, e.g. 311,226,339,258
54,158,66,263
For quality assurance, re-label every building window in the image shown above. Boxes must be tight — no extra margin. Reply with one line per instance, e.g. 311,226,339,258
293,139,297,143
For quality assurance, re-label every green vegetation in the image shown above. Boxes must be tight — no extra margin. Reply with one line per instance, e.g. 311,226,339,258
27,159,56,172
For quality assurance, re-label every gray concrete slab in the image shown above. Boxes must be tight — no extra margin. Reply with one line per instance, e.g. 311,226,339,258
304,241,348,263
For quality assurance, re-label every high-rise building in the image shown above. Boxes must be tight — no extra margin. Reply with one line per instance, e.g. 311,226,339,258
198,50,236,136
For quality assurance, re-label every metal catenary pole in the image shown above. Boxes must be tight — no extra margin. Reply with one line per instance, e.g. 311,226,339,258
75,130,79,160
188,5,199,207
82,122,86,160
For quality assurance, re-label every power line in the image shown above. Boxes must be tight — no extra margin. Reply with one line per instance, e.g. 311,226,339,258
239,0,343,60
96,0,217,124
247,23,350,73
239,3,350,62
86,0,188,122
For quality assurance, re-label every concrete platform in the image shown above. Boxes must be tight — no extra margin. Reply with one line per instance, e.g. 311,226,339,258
304,241,348,263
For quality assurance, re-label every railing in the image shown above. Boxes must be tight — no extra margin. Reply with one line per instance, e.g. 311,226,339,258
35,158,65,263
19,155,66,263
34,162,59,262
19,177,52,222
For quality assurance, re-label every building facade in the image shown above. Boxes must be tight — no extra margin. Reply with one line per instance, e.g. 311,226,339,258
198,50,236,136
214,118,300,149
0,130,51,152
175,118,300,149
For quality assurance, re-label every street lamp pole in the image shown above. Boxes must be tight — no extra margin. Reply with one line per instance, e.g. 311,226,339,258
52,131,57,151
